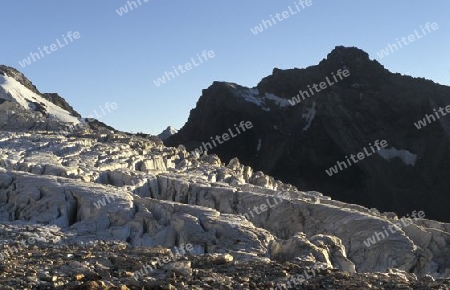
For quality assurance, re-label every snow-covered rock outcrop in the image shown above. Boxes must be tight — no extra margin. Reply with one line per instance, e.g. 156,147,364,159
0,71,80,125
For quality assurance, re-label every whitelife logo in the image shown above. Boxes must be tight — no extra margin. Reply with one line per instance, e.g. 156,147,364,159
18,31,81,68
231,191,290,228
55,102,118,137
133,243,194,281
191,121,253,156
325,140,388,176
414,104,450,129
288,68,350,106
115,0,149,16
363,210,425,247
93,195,116,209
275,264,328,290
0,233,45,261
85,102,118,122
376,22,439,59
250,0,313,35
153,50,215,87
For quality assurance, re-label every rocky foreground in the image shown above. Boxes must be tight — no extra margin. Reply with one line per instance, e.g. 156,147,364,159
0,224,449,290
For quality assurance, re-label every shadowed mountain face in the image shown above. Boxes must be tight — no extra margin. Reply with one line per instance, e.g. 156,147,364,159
166,46,450,222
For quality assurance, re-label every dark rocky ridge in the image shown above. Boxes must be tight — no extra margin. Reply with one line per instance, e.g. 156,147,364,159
165,46,450,222
0,65,119,135
0,65,81,118
0,65,41,95
42,93,81,118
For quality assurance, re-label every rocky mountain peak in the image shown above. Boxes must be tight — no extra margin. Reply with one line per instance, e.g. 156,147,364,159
0,65,41,95
0,72,79,132
158,126,178,141
166,46,450,224
257,46,389,97
322,45,372,66
0,65,81,119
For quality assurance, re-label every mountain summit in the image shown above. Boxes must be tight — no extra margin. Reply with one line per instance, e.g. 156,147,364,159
157,126,178,140
0,66,82,128
166,46,450,222
0,65,116,134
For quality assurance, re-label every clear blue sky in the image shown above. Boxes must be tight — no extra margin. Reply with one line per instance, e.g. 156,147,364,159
1,1,449,134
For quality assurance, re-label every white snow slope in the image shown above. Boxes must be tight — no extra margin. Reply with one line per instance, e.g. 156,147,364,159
0,74,80,124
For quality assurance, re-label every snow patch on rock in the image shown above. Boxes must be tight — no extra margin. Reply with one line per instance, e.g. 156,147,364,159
0,75,80,124
237,88,291,111
302,102,316,131
377,147,417,166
